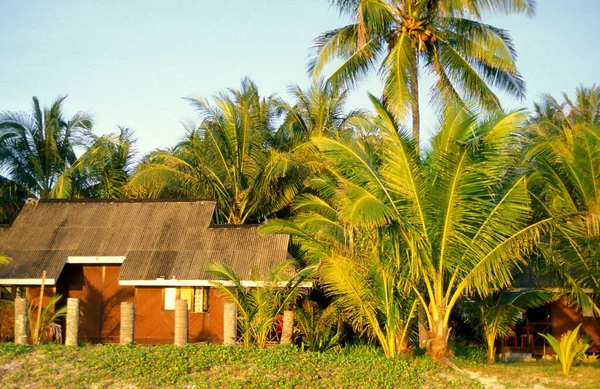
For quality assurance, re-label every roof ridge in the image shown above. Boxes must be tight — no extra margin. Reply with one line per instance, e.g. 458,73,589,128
36,198,216,204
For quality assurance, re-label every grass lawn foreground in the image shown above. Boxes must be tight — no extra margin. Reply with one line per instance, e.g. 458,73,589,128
1,343,599,389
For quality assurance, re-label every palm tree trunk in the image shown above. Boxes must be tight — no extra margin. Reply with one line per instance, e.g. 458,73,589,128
428,320,449,361
486,333,497,363
410,51,420,148
427,303,449,361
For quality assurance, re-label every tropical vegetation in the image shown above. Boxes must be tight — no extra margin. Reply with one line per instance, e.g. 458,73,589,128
310,0,533,144
0,2,598,375
205,261,314,348
461,289,555,362
260,100,552,360
539,323,591,376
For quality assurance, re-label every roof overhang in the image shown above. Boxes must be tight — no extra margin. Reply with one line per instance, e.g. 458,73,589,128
118,279,313,288
66,256,126,264
0,278,57,286
0,256,126,286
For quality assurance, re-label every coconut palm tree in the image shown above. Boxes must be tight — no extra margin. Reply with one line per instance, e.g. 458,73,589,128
51,127,137,199
310,0,533,145
261,99,549,361
462,288,555,362
128,78,306,224
0,96,94,198
525,87,600,316
273,79,372,149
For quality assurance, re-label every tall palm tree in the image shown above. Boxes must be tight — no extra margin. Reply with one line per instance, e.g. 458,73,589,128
310,0,533,145
261,99,549,361
526,86,600,316
0,96,94,198
128,78,305,224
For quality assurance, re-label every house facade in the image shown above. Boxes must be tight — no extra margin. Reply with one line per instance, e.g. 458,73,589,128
0,199,290,344
498,270,600,354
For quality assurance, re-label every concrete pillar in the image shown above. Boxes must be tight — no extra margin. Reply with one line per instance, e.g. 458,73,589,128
120,302,135,344
14,297,28,345
280,310,294,345
65,298,80,346
174,299,188,347
223,302,237,346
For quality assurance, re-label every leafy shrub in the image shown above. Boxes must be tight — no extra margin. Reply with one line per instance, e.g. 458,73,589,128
540,323,590,376
28,294,67,344
451,345,487,364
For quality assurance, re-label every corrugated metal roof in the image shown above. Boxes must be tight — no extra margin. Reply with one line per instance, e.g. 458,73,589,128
0,200,290,283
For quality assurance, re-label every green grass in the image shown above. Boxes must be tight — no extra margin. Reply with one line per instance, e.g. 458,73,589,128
0,343,480,388
2,343,599,388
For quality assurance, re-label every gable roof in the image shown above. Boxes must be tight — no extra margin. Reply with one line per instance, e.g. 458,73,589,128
0,199,290,285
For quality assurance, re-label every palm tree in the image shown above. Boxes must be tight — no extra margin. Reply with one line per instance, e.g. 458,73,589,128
206,261,314,348
310,0,533,145
462,289,554,362
273,79,372,149
0,96,94,198
128,78,306,224
52,127,137,199
261,99,549,361
294,299,345,352
525,87,600,316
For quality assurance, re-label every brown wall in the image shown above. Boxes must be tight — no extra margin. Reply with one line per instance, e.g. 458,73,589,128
27,285,56,309
133,287,225,344
55,264,134,343
25,264,227,345
552,298,600,352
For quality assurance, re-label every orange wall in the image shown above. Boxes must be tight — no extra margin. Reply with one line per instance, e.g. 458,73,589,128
133,287,225,344
552,298,600,352
24,265,228,345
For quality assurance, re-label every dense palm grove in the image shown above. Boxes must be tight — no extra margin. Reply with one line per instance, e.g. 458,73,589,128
1,0,599,365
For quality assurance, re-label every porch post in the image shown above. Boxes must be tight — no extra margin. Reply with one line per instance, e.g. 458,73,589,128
174,299,188,346
280,310,294,345
120,302,135,344
65,298,80,346
223,302,237,346
14,297,28,345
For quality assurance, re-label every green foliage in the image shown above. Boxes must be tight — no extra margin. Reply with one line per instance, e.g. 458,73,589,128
294,299,344,352
28,294,67,344
53,126,137,199
310,0,533,141
526,85,600,316
262,101,547,360
0,96,94,199
539,323,590,376
206,261,314,348
0,343,484,388
128,78,306,224
451,345,487,365
462,289,555,362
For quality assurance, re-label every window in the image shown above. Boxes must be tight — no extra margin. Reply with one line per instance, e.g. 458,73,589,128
164,287,177,310
193,287,209,313
163,287,209,312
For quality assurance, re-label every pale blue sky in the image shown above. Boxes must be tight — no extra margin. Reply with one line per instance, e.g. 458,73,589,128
1,0,598,155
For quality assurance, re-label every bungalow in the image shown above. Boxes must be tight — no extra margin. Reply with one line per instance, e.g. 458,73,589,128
0,199,290,344
499,268,600,355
